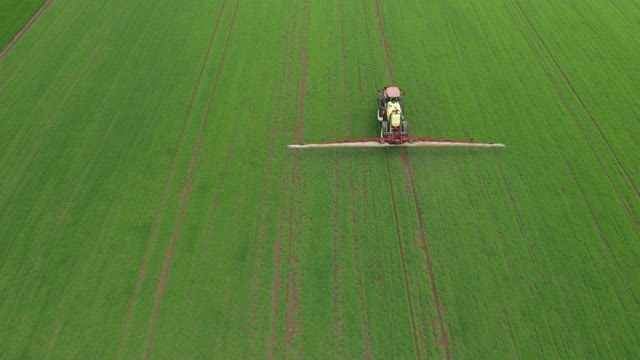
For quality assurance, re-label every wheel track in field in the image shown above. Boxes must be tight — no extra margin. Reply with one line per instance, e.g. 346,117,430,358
0,108,120,337
371,0,394,83
337,0,374,356
504,4,640,305
400,151,452,358
501,308,521,359
364,0,421,357
27,0,180,244
0,38,107,205
481,4,639,306
563,158,639,307
268,212,285,360
265,2,299,358
0,69,16,95
331,157,347,358
503,3,640,238
331,40,346,358
383,152,423,359
3,0,170,328
183,119,238,350
142,1,240,358
114,1,230,357
355,61,375,360
511,0,640,199
1,0,154,202
266,2,305,357
0,0,100,89
0,0,53,61
370,0,452,357
281,0,310,357
329,0,353,354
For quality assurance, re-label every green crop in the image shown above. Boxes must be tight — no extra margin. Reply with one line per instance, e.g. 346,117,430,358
0,0,638,358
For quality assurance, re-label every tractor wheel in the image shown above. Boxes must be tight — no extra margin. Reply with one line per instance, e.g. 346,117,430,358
381,121,389,138
401,121,409,135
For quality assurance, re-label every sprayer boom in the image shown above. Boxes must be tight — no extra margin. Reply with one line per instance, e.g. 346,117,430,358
288,136,505,149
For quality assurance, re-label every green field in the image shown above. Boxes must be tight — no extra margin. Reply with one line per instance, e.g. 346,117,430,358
1,0,639,358
0,0,46,50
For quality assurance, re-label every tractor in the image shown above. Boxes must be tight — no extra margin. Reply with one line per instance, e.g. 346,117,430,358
377,86,408,143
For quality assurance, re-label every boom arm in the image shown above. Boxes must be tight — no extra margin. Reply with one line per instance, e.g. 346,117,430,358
288,137,506,149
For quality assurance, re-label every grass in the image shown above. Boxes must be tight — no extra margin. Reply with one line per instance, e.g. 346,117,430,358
0,0,639,358
0,0,46,50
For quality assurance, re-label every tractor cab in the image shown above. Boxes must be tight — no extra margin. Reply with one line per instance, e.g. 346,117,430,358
383,86,401,101
378,86,402,107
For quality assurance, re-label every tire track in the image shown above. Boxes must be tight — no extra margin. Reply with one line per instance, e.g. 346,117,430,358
0,69,16,95
563,158,639,306
400,153,452,358
268,212,285,360
142,2,240,358
0,38,108,203
503,2,640,233
114,1,230,357
511,0,639,199
384,151,422,359
14,0,163,327
338,0,351,140
331,1,351,354
267,2,301,358
184,121,238,350
0,0,98,89
0,0,54,61
363,0,421,357
371,0,393,83
353,12,378,357
370,0,451,356
331,158,347,358
22,0,178,250
293,0,310,144
3,10,163,325
265,3,299,359
331,21,346,354
340,1,373,356
504,1,640,306
1,109,120,336
502,308,521,359
1,13,128,184
359,0,378,87
348,176,373,359
282,0,310,357
353,99,375,356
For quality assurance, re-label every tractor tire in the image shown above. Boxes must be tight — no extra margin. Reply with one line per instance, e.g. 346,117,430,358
401,121,409,135
381,121,389,138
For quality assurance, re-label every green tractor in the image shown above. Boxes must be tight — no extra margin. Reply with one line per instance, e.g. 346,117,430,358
377,86,408,142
